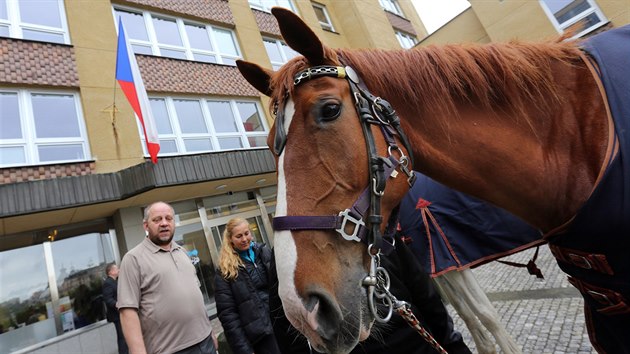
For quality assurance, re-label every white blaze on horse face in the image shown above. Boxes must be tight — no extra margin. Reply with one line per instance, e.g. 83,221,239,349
274,100,322,339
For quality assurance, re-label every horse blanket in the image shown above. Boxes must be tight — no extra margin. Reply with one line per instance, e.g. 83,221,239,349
545,25,630,354
398,172,544,277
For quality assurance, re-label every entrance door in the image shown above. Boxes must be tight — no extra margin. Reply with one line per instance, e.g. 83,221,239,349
171,203,217,316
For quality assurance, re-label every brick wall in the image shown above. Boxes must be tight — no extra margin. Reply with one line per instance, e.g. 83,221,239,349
1,162,96,184
252,9,281,36
137,55,260,96
120,0,234,26
385,11,417,36
0,38,79,87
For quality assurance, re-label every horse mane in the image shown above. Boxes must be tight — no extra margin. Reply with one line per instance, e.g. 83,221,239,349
269,38,585,126
338,40,584,120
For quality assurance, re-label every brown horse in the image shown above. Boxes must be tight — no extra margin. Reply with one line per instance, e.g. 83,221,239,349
237,8,629,354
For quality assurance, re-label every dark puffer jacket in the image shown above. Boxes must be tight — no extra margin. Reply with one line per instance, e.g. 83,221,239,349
215,243,274,354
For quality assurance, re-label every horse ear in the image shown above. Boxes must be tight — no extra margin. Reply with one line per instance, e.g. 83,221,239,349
271,7,324,65
236,60,273,97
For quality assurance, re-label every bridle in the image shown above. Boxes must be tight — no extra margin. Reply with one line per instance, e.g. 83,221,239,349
271,64,416,322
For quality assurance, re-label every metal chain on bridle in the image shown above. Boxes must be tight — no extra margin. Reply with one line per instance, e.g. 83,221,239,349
363,248,448,354
272,64,448,354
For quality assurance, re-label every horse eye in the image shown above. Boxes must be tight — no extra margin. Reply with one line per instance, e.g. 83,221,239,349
320,102,341,121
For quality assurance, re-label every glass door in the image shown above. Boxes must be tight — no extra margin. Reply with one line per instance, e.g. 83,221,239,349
0,227,116,353
173,223,217,316
171,200,217,316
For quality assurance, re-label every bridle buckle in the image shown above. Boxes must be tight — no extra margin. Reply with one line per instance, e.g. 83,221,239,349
336,209,364,242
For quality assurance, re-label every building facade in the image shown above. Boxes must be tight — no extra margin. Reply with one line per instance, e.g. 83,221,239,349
420,0,630,45
0,0,426,352
4,0,628,352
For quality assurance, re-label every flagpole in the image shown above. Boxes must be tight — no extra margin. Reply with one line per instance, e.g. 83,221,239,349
106,16,122,157
112,16,120,111
109,54,118,142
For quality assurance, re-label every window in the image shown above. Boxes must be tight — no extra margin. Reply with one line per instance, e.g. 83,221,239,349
248,0,296,12
540,0,607,37
50,233,114,331
312,3,334,32
0,0,69,44
396,31,417,49
0,90,90,167
263,38,299,70
139,97,268,156
379,0,404,17
0,231,115,352
114,8,241,65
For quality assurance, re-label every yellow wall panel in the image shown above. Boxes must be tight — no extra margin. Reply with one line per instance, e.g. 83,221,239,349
598,0,630,27
419,9,490,45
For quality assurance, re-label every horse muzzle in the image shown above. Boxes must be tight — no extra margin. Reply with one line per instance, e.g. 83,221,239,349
283,284,372,354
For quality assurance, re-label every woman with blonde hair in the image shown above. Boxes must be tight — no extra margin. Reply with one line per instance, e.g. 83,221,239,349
214,218,279,354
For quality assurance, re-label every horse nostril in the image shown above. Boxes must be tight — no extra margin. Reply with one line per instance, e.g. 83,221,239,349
304,290,343,341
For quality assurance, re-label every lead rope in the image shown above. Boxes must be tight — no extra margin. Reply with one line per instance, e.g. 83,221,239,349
396,305,449,354
365,251,449,354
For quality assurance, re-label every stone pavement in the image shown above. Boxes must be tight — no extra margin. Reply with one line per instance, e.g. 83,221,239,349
444,244,595,353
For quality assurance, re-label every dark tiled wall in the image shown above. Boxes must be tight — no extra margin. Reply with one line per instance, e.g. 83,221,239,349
137,55,260,96
0,38,79,87
1,162,96,185
120,0,234,26
252,9,281,36
385,11,417,36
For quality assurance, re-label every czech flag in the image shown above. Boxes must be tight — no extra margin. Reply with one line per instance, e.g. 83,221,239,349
115,17,160,163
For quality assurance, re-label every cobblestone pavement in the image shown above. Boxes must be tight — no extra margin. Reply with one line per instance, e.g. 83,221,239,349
445,245,596,353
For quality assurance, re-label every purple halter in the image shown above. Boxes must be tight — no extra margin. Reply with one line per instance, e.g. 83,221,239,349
273,155,401,244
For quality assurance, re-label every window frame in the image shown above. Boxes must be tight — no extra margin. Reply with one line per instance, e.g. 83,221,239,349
0,88,91,168
539,0,607,38
312,2,334,32
248,0,297,13
0,0,70,44
113,6,242,65
395,30,417,49
263,37,299,71
138,96,269,157
379,0,404,17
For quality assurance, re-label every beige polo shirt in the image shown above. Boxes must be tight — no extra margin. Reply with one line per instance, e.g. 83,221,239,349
118,237,212,354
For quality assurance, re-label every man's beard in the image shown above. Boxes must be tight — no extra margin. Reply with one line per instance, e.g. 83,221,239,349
150,231,173,246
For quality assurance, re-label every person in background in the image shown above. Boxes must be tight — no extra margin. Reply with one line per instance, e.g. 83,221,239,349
269,233,473,354
103,263,128,354
214,218,280,354
118,201,217,354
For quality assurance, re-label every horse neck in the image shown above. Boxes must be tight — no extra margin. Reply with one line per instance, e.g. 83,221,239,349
346,47,610,232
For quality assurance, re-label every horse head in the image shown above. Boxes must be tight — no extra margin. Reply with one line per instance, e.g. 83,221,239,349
238,7,414,354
